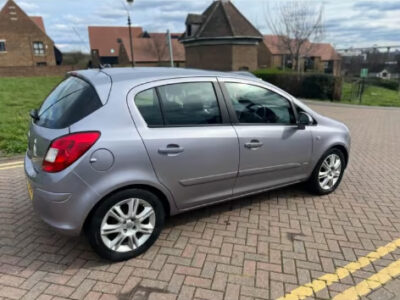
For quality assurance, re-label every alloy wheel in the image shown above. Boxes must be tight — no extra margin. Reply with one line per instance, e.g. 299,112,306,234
100,198,155,253
318,154,342,190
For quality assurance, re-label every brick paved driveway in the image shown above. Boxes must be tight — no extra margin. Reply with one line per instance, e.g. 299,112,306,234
0,102,400,300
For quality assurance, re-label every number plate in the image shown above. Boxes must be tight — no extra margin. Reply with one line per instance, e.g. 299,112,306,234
27,181,33,200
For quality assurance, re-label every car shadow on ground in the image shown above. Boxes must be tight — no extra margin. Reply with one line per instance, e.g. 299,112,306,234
164,183,313,229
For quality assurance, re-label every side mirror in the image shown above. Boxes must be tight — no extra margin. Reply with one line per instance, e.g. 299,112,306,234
29,109,39,121
297,112,313,129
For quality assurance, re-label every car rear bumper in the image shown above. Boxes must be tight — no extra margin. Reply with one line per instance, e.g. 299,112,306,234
24,153,98,236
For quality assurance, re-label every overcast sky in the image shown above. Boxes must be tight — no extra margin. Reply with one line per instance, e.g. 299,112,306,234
2,0,399,53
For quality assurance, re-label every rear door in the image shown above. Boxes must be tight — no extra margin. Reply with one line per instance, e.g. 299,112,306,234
219,78,312,195
128,78,239,209
27,76,103,171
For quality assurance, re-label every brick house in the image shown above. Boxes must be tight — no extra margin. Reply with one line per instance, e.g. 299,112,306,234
259,35,341,76
88,26,185,67
0,0,57,67
180,0,263,72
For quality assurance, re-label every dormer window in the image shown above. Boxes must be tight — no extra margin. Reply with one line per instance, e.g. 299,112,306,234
187,25,192,37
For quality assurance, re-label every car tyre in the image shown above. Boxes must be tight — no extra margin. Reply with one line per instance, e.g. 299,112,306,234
307,148,345,195
86,188,165,261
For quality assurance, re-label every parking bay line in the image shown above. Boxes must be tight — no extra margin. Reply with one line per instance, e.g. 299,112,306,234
0,161,23,167
332,259,400,300
277,238,400,300
0,164,24,171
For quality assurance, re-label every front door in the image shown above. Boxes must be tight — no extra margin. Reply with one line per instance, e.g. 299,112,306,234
130,78,239,209
221,80,312,195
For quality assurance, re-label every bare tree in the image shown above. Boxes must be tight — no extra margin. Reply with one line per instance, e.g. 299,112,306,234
152,35,168,66
264,0,325,72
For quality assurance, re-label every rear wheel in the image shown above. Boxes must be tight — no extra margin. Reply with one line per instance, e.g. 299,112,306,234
87,189,165,261
307,149,345,195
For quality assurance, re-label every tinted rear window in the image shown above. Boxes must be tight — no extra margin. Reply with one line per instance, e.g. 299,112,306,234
135,88,163,126
36,76,102,129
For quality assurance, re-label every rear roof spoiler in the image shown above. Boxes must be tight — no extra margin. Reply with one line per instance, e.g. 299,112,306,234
68,70,112,105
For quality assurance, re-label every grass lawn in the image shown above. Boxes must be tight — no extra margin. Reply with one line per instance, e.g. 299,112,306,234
341,82,400,107
0,76,62,156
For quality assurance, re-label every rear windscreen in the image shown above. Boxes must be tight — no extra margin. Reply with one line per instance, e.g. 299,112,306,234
36,76,102,129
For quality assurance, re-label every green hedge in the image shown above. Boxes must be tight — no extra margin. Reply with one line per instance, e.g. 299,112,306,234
252,70,342,100
365,78,399,91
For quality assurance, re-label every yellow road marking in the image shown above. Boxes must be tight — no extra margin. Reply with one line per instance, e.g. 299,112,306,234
0,161,23,167
0,164,23,171
277,238,400,300
333,259,400,300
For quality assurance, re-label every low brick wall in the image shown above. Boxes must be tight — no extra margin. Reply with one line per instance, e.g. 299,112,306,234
0,66,80,77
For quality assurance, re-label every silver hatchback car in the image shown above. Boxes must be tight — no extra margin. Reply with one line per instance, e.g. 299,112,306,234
25,67,350,261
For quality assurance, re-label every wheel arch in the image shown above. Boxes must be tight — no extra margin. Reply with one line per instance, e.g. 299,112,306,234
83,184,171,234
330,144,349,168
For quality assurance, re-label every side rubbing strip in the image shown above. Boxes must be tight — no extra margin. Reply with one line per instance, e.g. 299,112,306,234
239,163,301,177
179,171,237,186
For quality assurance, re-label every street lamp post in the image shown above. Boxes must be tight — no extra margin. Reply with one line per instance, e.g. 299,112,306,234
126,0,135,67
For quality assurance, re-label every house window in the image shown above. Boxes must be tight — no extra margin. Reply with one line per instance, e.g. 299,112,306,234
0,40,6,52
36,62,47,67
324,61,333,74
33,41,45,55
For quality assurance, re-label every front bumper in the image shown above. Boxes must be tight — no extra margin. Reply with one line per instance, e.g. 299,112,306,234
24,154,98,236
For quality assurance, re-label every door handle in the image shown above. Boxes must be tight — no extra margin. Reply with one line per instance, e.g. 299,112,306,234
158,144,184,155
244,140,263,149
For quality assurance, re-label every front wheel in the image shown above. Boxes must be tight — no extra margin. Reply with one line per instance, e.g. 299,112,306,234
307,149,345,195
86,189,165,261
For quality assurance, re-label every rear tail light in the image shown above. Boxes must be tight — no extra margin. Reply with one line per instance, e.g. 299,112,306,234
43,132,100,173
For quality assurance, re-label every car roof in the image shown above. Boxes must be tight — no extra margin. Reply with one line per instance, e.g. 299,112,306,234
73,67,261,86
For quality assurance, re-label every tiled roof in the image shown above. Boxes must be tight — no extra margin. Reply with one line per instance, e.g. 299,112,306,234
30,16,45,33
186,13,204,24
310,43,341,61
263,35,341,61
183,0,262,40
88,26,143,57
120,37,158,62
88,26,185,62
120,36,185,63
148,33,185,61
263,35,291,55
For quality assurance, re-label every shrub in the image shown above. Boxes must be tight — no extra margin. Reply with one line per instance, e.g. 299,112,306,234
365,78,399,91
253,69,342,100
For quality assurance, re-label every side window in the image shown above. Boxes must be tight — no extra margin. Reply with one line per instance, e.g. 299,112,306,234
157,82,222,126
135,88,163,126
225,83,295,125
